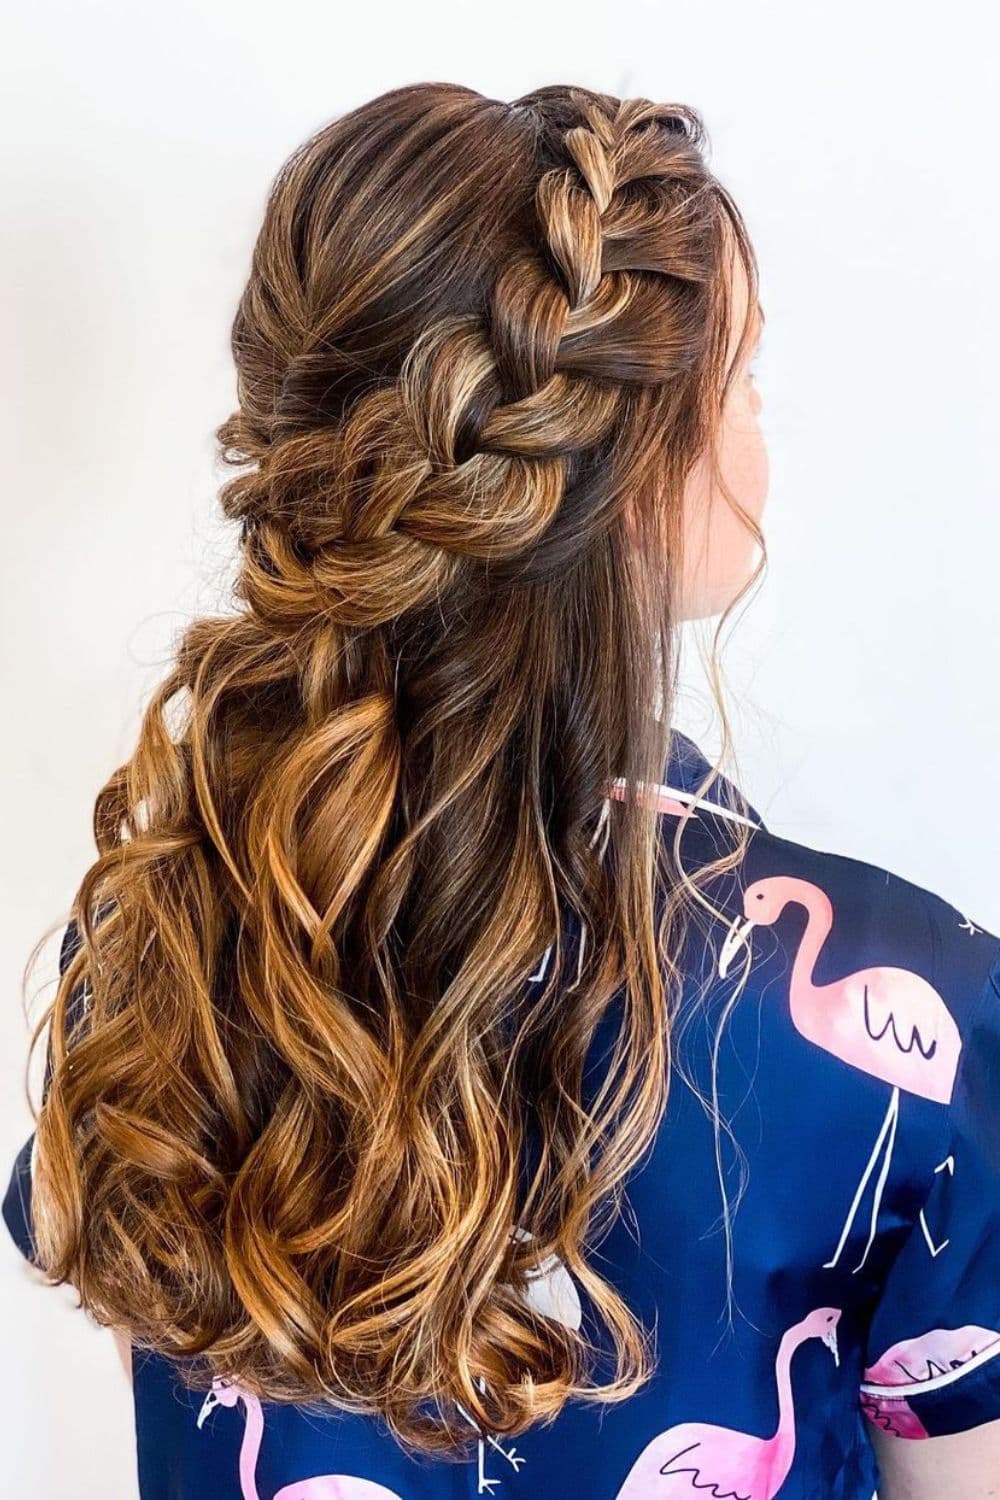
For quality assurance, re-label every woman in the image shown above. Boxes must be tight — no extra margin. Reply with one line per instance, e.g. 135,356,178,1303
5,82,999,1500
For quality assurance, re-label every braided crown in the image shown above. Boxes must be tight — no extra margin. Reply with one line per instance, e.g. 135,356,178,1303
217,94,712,633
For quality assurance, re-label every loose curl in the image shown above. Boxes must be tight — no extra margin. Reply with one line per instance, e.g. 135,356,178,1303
23,82,764,1459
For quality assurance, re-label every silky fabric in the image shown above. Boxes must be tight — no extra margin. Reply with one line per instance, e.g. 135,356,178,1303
6,731,1000,1499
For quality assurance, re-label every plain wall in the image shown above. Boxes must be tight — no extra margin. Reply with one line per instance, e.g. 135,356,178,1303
2,1,998,1492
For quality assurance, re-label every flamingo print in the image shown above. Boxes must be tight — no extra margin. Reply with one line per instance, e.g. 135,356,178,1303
197,1371,521,1499
614,1307,841,1498
605,775,758,829
196,1235,580,1499
860,1324,1000,1438
716,876,962,1273
455,1376,527,1497
455,1228,583,1493
196,1378,403,1497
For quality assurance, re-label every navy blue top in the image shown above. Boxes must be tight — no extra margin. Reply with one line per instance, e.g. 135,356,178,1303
6,731,1000,1499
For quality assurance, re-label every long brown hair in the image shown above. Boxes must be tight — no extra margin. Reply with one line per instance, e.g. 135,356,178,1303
23,82,763,1458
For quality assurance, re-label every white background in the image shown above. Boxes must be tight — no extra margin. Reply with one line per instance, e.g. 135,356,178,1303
2,2,998,1493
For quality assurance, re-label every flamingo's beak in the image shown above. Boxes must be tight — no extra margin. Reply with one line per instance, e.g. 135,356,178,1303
196,1389,218,1430
718,914,755,979
822,1326,840,1368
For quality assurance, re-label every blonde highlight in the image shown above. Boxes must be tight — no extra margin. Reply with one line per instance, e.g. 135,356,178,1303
23,81,763,1460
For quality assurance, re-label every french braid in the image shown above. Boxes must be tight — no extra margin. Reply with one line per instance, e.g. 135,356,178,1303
216,93,713,635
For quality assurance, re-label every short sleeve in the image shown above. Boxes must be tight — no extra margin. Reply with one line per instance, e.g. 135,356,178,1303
2,917,85,1266
860,943,1000,1439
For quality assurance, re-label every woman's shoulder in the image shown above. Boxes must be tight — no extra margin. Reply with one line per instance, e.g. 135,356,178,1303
658,804,1000,1438
666,799,1000,1241
654,731,1000,1037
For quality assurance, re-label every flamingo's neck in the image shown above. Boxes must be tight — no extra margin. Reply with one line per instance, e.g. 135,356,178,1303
768,1328,802,1488
237,1392,265,1500
788,886,834,1020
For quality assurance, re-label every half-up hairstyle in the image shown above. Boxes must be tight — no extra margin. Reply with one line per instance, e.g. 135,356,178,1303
23,81,762,1459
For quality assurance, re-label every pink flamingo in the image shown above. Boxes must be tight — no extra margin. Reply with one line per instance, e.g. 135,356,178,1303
615,1307,842,1498
860,1324,1000,1439
716,876,962,1273
196,1379,404,1499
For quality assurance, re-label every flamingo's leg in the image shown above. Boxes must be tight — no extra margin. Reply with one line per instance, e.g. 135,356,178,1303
463,1376,507,1494
851,1087,899,1274
918,1156,955,1257
455,1399,495,1495
455,1400,480,1432
823,1086,900,1272
484,1432,526,1471
477,1438,498,1496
